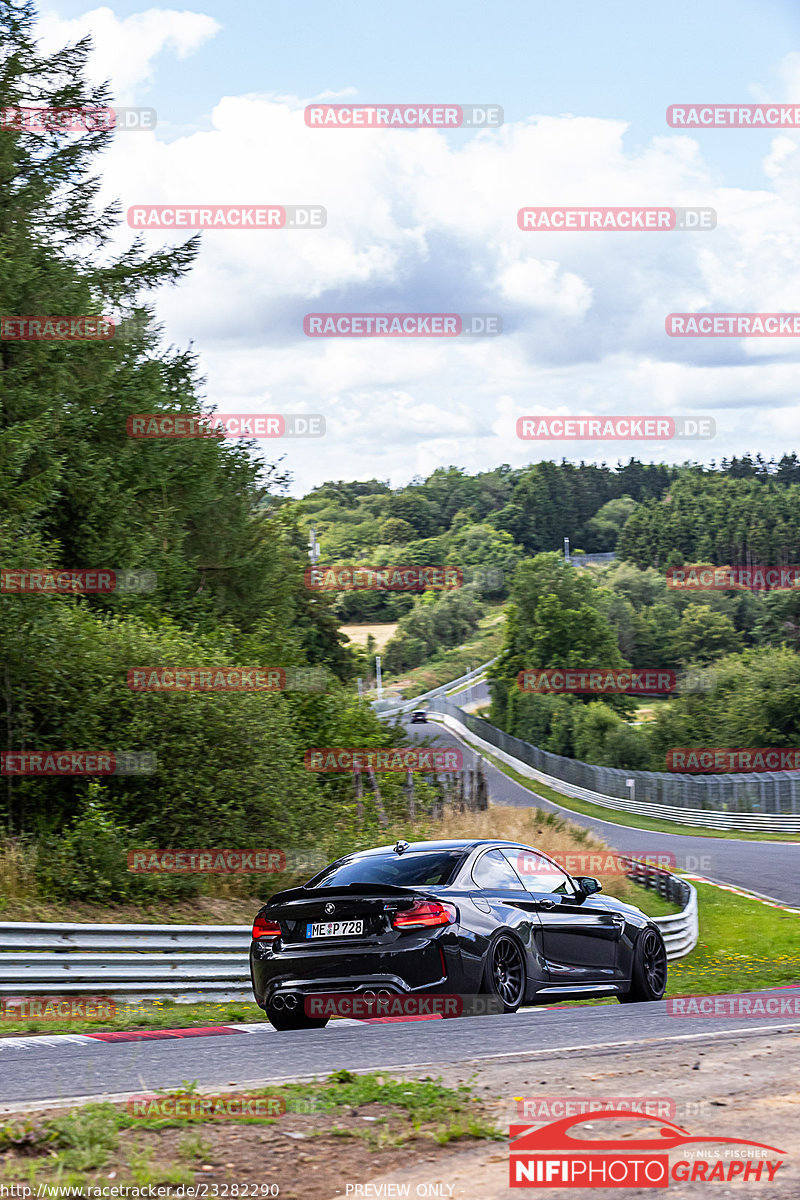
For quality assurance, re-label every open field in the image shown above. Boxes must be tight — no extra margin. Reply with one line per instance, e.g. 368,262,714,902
339,623,398,650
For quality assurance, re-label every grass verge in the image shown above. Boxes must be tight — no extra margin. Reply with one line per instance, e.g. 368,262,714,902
0,1000,259,1038
667,881,800,995
0,1072,501,1192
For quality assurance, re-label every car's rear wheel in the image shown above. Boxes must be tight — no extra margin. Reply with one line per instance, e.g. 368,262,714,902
483,934,526,1012
618,926,667,1003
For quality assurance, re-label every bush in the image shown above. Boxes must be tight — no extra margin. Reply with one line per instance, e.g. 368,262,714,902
35,783,196,903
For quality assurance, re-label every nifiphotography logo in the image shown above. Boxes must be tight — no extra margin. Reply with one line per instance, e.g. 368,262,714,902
508,1110,787,1188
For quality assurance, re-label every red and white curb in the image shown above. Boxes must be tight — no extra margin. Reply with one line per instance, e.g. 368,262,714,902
682,873,800,915
0,1014,457,1052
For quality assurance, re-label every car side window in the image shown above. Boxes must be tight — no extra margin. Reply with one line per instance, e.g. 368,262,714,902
502,848,577,897
471,849,527,890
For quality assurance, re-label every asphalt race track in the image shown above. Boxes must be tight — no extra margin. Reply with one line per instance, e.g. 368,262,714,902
404,703,800,907
2,1004,799,1108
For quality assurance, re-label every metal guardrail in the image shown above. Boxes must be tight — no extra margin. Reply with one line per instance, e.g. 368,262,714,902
0,923,253,1003
622,858,698,960
434,702,800,832
373,658,497,719
0,857,697,1005
570,552,618,567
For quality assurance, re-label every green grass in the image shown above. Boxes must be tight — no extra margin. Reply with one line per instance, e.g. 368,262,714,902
119,1070,499,1139
667,881,800,995
0,1000,260,1037
0,1073,501,1187
626,889,683,918
442,722,800,843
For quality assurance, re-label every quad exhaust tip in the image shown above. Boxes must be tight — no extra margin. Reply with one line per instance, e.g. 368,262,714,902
271,992,298,1011
272,988,394,1010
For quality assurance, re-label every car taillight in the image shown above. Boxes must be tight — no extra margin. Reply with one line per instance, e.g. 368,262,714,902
252,914,281,939
392,900,456,929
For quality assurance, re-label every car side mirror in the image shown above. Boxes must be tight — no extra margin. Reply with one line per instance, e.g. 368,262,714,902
575,876,602,898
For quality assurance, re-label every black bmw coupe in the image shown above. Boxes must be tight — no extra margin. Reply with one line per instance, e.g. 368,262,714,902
250,838,668,1030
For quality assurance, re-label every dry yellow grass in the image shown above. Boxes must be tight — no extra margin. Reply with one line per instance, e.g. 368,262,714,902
0,804,675,922
340,623,399,650
0,838,38,904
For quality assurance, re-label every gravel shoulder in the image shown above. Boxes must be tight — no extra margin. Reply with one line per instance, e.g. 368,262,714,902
344,1030,800,1199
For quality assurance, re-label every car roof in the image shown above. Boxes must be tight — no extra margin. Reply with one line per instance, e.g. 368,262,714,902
344,839,532,856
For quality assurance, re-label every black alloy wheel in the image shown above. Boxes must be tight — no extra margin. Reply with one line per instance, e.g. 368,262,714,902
486,934,526,1012
619,926,668,1003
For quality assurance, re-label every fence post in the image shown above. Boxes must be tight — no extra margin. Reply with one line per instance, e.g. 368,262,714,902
475,759,488,810
367,768,389,828
354,768,364,823
405,768,415,821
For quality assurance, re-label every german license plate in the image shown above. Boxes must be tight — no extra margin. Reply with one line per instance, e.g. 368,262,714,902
307,920,364,938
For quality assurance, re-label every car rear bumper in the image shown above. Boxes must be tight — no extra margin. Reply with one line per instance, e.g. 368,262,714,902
250,934,468,1009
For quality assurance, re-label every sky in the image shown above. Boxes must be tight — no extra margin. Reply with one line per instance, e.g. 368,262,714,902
34,1,800,494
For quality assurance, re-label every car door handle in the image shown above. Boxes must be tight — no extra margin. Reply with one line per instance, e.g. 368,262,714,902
536,899,556,910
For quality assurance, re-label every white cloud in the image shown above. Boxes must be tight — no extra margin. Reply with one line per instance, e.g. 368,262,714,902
35,16,800,491
37,7,220,102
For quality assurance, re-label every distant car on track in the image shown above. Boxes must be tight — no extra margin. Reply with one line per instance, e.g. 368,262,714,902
250,838,668,1030
409,709,427,723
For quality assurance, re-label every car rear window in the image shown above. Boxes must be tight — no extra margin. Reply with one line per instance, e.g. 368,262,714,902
308,850,465,888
